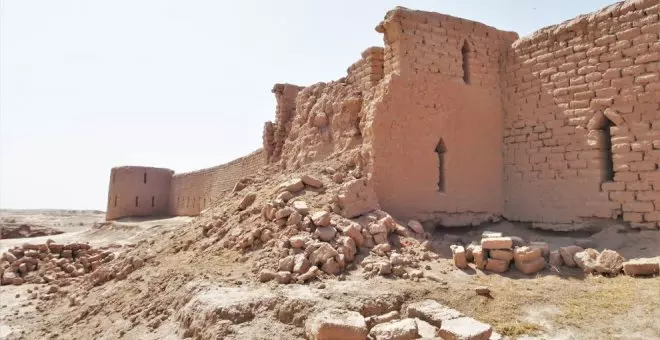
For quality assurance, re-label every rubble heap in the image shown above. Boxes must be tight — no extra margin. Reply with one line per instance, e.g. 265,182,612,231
0,241,116,286
452,231,660,277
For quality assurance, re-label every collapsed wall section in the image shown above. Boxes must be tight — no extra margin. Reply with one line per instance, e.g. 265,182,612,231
106,166,174,220
502,0,660,228
366,8,517,225
168,149,266,216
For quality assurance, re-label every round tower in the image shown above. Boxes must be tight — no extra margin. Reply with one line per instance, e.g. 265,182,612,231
106,166,174,220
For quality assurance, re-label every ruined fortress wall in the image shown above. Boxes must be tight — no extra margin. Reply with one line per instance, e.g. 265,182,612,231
168,149,266,216
346,47,385,91
503,0,660,227
105,166,174,220
368,9,517,225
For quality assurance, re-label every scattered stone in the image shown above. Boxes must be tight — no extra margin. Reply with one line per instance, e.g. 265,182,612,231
289,236,306,249
414,318,439,338
309,244,339,266
305,308,368,340
311,211,332,227
275,207,295,220
485,259,509,273
293,254,311,274
573,249,599,272
298,266,321,282
368,318,418,340
549,250,563,267
489,249,513,261
316,226,337,242
451,246,468,269
287,212,303,226
407,220,425,235
622,258,660,276
594,249,625,275
475,286,490,296
514,257,546,275
480,237,512,250
438,316,492,340
258,269,276,282
277,191,293,202
405,299,461,328
365,311,400,329
513,246,542,263
237,193,256,210
528,242,549,257
509,236,526,247
292,201,310,215
301,175,324,188
559,246,584,268
278,256,295,272
275,271,292,284
336,178,379,218
280,178,305,193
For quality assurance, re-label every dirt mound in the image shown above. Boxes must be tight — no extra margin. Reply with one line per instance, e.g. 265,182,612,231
0,224,63,239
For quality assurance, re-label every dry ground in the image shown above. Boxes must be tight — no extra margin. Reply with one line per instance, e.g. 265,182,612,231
0,210,658,340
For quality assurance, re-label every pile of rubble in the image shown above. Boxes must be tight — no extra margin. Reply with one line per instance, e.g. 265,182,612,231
253,174,432,284
195,167,434,285
452,231,660,277
306,299,498,340
553,245,659,276
0,241,115,286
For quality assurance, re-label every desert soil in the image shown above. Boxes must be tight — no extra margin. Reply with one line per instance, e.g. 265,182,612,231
1,209,658,340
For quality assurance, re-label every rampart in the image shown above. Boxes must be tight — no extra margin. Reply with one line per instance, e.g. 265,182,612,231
106,0,659,230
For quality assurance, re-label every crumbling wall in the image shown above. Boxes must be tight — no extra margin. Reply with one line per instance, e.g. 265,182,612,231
168,149,266,216
346,47,385,91
502,0,660,228
364,8,516,225
263,84,305,163
106,166,174,220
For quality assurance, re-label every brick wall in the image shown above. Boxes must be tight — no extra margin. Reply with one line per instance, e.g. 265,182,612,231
168,149,266,216
367,8,516,225
106,166,174,220
377,7,517,92
346,47,385,91
502,0,660,227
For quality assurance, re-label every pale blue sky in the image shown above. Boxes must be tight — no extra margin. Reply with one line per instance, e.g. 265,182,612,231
0,0,615,210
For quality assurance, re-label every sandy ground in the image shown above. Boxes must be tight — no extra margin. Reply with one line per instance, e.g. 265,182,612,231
1,210,659,340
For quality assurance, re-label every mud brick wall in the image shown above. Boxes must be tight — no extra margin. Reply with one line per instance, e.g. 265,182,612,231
106,166,174,220
263,84,304,164
346,47,385,91
168,149,266,216
503,0,659,228
368,8,517,225
377,7,517,93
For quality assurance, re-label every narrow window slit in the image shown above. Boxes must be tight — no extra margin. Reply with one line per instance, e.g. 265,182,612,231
135,196,139,207
601,119,614,182
143,172,147,184
435,139,447,192
461,40,471,84
151,196,155,208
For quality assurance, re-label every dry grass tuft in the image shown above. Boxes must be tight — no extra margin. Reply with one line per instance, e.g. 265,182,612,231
496,321,543,337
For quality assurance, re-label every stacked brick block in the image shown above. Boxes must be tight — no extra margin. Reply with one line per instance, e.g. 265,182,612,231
346,47,385,91
502,0,659,228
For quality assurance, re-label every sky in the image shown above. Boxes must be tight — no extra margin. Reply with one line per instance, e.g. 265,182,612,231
0,0,616,210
